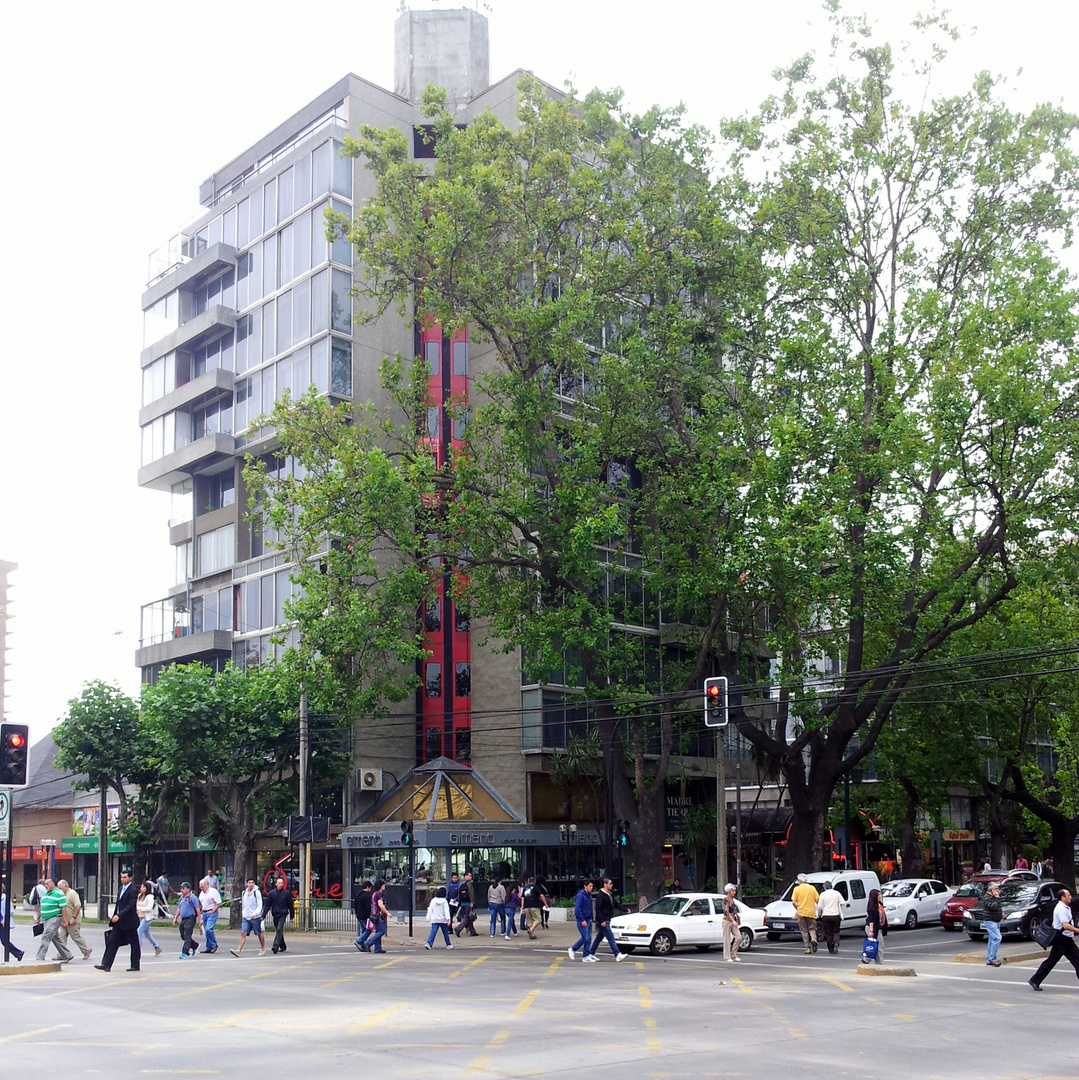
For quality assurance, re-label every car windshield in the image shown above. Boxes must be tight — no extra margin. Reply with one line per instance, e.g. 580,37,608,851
953,883,986,898
643,896,690,916
882,883,916,897
998,884,1038,904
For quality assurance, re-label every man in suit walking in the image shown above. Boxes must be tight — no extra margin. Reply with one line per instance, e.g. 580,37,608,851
95,869,142,972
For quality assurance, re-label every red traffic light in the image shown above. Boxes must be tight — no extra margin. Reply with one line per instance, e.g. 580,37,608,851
706,684,722,698
6,732,25,748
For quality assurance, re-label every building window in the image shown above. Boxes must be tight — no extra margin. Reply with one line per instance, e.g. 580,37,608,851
425,727,443,761
453,600,470,633
455,662,471,698
425,597,441,632
454,727,471,763
452,340,468,376
425,664,442,698
197,524,235,576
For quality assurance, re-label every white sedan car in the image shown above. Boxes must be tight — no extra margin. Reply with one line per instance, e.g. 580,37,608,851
610,892,766,956
881,878,953,929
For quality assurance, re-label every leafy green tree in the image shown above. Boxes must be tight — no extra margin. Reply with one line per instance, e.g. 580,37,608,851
53,680,141,825
140,662,301,924
261,77,750,901
713,9,1079,878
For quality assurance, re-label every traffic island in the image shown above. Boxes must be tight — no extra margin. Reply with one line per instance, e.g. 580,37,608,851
0,961,62,976
954,949,1043,965
856,963,916,976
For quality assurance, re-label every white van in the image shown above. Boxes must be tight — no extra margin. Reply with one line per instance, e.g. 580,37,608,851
762,870,881,940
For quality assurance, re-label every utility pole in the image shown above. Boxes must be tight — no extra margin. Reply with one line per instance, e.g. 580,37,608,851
735,759,743,890
298,689,310,929
97,784,108,921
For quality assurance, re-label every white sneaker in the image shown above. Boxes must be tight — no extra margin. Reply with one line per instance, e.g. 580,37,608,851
583,955,598,963
504,934,512,940
446,944,453,949
733,956,742,962
725,957,733,962
258,949,266,956
567,947,576,959
615,953,627,962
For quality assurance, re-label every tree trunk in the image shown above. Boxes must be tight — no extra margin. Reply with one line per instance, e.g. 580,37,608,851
631,783,666,904
897,778,925,878
783,803,829,884
1049,824,1078,893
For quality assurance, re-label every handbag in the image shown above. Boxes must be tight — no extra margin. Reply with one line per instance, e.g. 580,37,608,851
32,922,44,937
860,935,879,962
1032,919,1057,949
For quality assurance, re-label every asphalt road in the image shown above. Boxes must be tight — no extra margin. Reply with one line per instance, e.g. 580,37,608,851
2,919,1077,1078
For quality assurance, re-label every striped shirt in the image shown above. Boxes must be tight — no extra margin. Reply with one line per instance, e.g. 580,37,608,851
39,887,67,921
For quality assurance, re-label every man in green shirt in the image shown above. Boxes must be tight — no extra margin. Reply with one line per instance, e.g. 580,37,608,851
36,878,74,963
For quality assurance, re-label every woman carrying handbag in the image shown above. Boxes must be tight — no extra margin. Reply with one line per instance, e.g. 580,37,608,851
862,888,887,965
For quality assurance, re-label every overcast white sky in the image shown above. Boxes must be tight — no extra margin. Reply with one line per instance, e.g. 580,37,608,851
0,0,1076,744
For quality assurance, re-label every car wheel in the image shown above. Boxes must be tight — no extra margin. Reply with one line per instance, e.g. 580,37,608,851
766,932,782,942
649,929,676,956
739,926,754,951
905,911,918,930
619,945,636,954
1022,918,1036,941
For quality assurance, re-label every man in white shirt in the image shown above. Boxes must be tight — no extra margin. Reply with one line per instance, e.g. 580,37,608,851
230,877,266,957
1029,887,1079,991
198,877,222,954
816,881,845,954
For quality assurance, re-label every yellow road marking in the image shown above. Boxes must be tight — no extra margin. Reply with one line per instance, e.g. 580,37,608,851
645,1018,657,1030
787,1029,808,1039
637,986,652,1008
163,980,237,1000
0,1026,71,1044
893,1014,916,1022
646,1037,663,1055
542,958,564,977
730,978,756,994
514,989,540,1014
348,1003,403,1034
819,976,853,991
375,956,408,970
211,1009,259,1028
448,955,489,979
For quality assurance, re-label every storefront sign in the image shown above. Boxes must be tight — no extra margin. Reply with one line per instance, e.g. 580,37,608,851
61,836,131,854
942,829,974,842
341,826,603,849
193,837,221,851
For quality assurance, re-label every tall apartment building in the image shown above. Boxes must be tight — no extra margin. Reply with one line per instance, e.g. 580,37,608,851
134,6,724,898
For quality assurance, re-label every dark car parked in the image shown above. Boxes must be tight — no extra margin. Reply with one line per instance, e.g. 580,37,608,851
963,880,1062,941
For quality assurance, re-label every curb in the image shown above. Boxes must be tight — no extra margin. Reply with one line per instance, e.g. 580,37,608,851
0,961,62,977
954,949,1043,965
856,964,916,976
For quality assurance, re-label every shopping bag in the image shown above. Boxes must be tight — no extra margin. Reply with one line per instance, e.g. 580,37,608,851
1032,919,1056,949
860,936,879,962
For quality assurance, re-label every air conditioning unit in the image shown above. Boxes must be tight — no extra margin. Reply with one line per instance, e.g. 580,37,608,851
356,767,383,792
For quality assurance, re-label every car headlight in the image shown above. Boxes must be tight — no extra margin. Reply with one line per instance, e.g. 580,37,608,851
962,909,973,919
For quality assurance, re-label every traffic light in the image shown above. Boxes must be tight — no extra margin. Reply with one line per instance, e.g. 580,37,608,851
703,676,728,727
0,723,30,787
616,820,630,848
401,819,413,847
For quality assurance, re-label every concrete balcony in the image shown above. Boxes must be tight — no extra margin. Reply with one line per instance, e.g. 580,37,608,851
138,432,236,491
141,305,236,366
139,367,235,426
143,242,237,308
135,628,233,670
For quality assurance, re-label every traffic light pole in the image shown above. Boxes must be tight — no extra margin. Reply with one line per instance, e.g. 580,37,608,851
716,729,727,890
3,833,12,964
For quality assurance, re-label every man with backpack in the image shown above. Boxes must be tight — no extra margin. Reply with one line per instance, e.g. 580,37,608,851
522,877,546,940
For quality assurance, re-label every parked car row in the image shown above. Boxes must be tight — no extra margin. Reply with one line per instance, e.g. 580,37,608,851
607,868,1064,958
